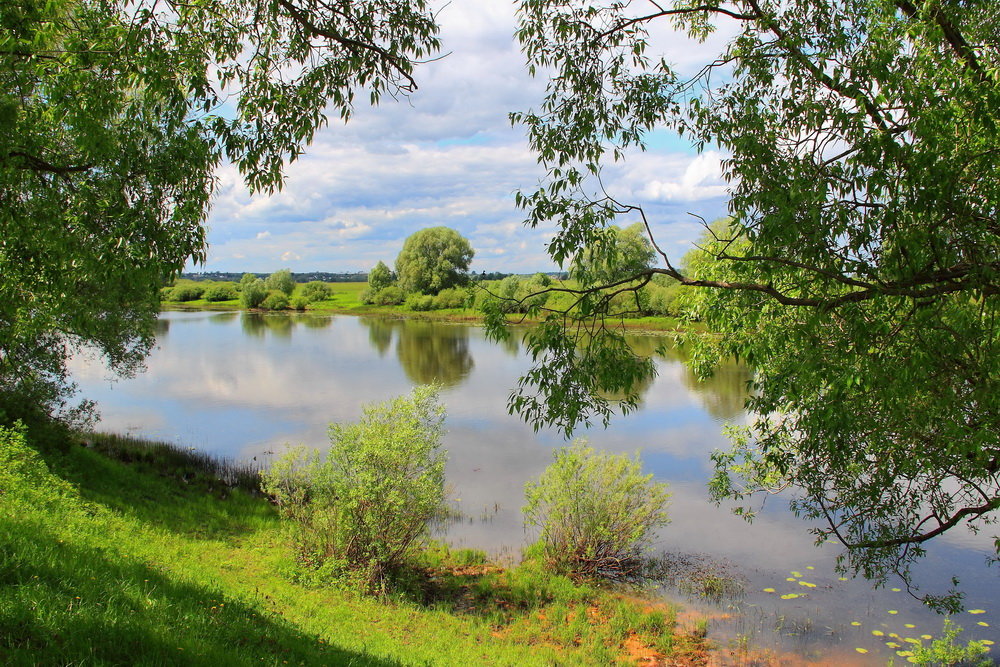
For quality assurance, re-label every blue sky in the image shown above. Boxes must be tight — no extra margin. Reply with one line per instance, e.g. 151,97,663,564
199,0,734,274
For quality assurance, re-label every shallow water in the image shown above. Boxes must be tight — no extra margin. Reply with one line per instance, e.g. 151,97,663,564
69,310,1000,662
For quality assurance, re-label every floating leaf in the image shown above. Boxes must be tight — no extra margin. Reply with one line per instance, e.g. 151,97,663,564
888,610,899,614
920,635,932,640
904,624,916,629
780,593,800,600
850,621,862,626
892,588,902,592
762,588,776,593
983,640,995,646
838,577,848,581
896,650,913,657
872,630,885,637
786,577,796,582
978,622,989,627
798,581,816,588
904,638,920,644
890,633,900,638
806,566,815,570
855,648,868,654
969,609,987,614
790,571,802,577
886,642,900,648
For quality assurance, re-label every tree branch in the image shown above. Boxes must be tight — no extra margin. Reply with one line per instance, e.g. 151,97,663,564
274,0,418,92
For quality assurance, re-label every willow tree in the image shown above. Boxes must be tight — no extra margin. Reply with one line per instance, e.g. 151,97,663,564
0,0,438,425
490,0,1000,607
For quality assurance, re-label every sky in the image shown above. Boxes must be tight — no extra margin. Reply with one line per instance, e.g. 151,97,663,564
199,0,734,274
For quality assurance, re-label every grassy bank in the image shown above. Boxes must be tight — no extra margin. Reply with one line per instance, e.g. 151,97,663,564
0,426,709,665
160,279,687,332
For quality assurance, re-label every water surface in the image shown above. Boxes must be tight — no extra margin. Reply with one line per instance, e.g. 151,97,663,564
69,311,1000,663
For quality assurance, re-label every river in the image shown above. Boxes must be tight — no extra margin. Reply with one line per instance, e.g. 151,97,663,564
68,310,999,664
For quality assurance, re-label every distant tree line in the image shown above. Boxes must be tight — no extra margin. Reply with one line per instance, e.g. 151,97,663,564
181,271,367,283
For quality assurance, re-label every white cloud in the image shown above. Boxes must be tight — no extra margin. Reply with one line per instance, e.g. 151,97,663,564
630,151,729,203
196,0,731,274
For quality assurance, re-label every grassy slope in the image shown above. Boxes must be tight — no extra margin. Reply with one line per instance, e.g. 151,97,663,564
162,280,685,331
0,429,706,666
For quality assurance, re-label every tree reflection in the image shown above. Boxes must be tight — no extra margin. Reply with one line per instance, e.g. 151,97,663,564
208,312,239,325
395,321,474,388
639,335,751,420
240,312,294,338
680,364,751,421
358,316,398,357
296,314,333,330
241,312,266,338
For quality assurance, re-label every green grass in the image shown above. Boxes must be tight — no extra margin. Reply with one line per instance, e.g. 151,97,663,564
0,425,708,665
161,280,687,332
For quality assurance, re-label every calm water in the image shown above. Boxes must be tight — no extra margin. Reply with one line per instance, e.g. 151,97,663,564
69,310,999,664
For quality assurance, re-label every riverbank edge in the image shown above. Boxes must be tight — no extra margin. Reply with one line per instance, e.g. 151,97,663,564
161,301,691,334
1,426,711,665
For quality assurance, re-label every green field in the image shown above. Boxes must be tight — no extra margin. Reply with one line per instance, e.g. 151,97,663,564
160,279,685,331
0,426,709,665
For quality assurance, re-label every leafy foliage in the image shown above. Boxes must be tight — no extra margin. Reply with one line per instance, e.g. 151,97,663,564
907,619,990,666
239,279,268,309
261,386,448,588
395,227,475,294
202,284,238,302
524,440,670,579
169,284,206,302
367,261,394,292
501,0,1000,599
571,223,656,287
260,291,290,311
301,281,332,303
0,0,440,426
265,269,295,296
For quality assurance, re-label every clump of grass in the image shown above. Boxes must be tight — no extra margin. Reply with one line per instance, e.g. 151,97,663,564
83,431,264,494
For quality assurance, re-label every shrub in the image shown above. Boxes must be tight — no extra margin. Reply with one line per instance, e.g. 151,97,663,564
300,281,331,303
524,440,670,579
202,284,237,302
240,278,267,308
291,296,309,311
265,268,295,295
169,284,204,302
261,386,448,588
432,287,469,310
371,285,404,306
404,294,435,311
260,291,289,310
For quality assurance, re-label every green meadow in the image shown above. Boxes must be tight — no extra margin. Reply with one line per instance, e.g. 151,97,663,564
0,426,708,665
160,278,685,331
